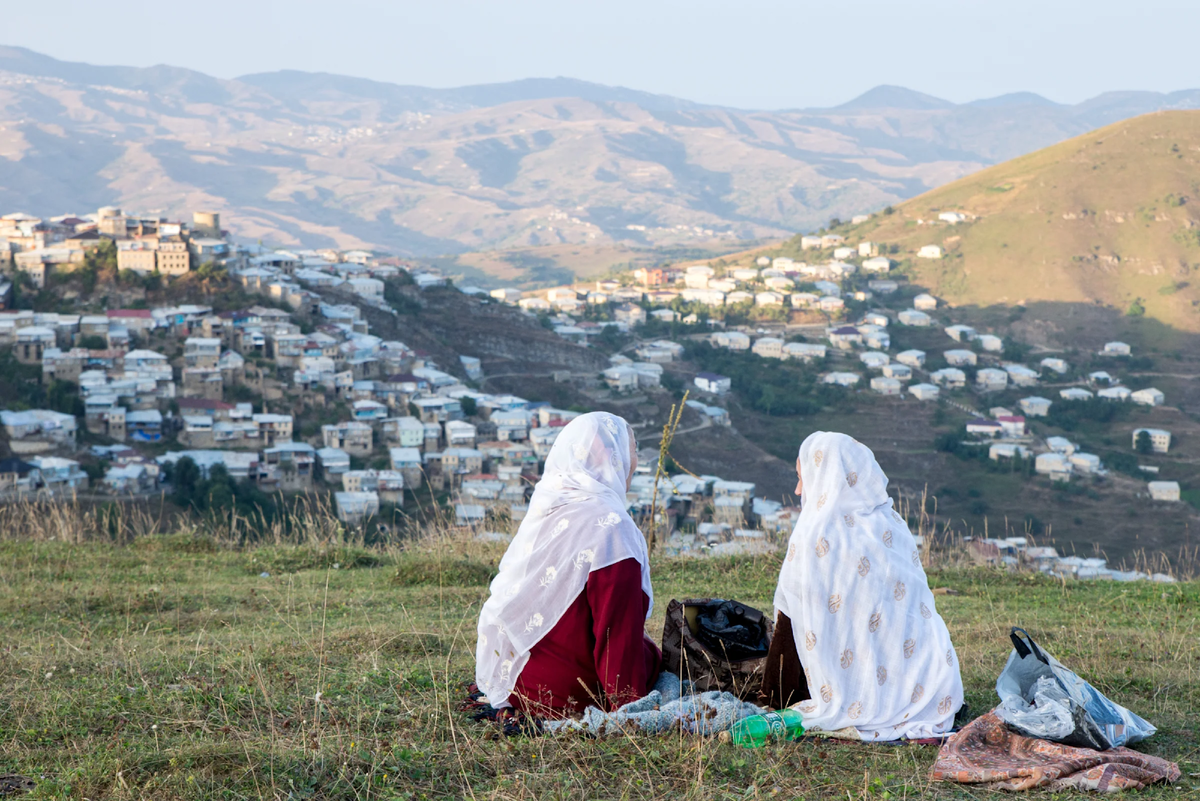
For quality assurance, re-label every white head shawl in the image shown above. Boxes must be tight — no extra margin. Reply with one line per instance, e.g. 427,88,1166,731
475,411,652,709
774,431,963,740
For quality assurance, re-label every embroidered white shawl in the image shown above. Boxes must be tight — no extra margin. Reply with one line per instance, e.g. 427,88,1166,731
774,431,963,740
475,412,652,709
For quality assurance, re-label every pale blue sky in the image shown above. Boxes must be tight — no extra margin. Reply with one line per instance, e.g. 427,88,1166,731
5,0,1198,108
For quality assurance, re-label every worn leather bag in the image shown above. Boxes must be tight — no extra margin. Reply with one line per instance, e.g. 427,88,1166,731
661,598,774,700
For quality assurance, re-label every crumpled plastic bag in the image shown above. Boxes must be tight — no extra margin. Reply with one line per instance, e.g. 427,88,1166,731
995,628,1156,750
544,672,765,737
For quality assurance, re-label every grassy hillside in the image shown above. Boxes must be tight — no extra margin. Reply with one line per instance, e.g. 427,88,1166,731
847,111,1200,332
0,527,1195,799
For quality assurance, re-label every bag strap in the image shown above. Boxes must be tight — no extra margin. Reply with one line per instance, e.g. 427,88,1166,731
1010,627,1049,664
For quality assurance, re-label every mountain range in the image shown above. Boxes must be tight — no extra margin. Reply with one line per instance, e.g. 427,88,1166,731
4,44,1200,261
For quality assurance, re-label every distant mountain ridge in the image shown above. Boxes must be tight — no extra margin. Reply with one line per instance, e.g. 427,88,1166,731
3,44,1200,269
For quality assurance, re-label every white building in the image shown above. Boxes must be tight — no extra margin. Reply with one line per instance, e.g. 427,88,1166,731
930,368,966,388
976,368,1009,391
822,372,861,387
1035,453,1073,482
1046,436,1076,455
1132,428,1171,454
1098,386,1132,401
827,326,863,349
882,363,912,380
989,443,1031,461
863,329,890,350
860,351,890,369
944,349,977,367
917,245,943,259
602,366,639,392
870,376,902,396
782,342,826,361
898,309,933,327
680,288,725,307
490,288,522,303
1131,388,1164,407
1101,341,1132,357
694,372,732,395
1040,357,1069,374
977,334,1003,352
791,292,820,308
1004,364,1040,387
945,324,976,342
1018,396,1052,417
1069,453,1103,474
751,337,784,359
908,383,940,401
862,257,891,273
755,291,785,307
1059,387,1094,401
1,409,77,444
712,330,751,350
913,293,938,311
896,349,926,368
1147,481,1180,501
335,491,380,524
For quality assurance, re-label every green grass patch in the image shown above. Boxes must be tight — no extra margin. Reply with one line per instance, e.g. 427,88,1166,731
392,552,497,586
0,539,1193,799
1182,488,1200,510
244,544,386,575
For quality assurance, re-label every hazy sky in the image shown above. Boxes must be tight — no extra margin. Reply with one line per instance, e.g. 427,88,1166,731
5,0,1199,109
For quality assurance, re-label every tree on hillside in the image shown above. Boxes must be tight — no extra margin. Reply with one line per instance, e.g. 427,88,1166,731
1135,430,1153,455
78,335,108,350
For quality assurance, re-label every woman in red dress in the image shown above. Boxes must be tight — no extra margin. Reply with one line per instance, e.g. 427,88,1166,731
475,412,660,715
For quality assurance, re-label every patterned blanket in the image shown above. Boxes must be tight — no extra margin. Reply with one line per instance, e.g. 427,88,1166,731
930,710,1180,792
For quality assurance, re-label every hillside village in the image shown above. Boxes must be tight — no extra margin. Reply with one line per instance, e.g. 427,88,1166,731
0,203,1192,582
483,214,1194,579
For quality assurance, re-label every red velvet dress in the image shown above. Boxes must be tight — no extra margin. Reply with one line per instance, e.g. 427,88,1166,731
512,557,661,715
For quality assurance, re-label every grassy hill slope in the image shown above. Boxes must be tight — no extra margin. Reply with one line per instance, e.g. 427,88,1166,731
849,111,1200,331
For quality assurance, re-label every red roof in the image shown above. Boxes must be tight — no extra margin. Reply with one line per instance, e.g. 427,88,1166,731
998,415,1026,424
108,309,153,319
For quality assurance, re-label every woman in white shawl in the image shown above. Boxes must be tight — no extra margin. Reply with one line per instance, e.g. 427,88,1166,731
763,431,963,740
475,411,659,714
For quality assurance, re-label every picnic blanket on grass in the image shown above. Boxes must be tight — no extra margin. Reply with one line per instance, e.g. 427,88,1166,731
930,711,1180,792
544,673,765,737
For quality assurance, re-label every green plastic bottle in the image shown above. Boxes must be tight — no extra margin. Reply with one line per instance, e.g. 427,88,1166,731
719,709,805,748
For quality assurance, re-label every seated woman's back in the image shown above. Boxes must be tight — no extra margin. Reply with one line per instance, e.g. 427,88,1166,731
475,411,659,714
773,431,963,740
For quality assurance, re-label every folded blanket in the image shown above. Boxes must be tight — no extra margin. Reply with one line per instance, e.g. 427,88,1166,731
930,710,1181,792
544,673,765,737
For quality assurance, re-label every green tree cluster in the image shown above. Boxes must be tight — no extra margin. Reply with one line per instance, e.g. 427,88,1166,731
682,341,838,417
